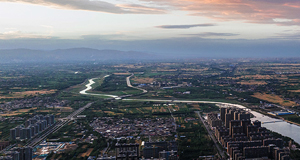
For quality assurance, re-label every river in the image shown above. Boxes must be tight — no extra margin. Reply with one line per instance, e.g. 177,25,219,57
216,103,300,144
79,77,300,144
79,76,121,99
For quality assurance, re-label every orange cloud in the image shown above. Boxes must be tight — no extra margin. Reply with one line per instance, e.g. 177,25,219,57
145,0,300,25
284,3,300,9
1,0,299,25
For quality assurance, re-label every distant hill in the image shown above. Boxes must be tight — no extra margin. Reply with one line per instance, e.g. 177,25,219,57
0,48,159,63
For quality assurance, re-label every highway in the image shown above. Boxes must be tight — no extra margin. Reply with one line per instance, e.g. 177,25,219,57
25,102,93,147
195,111,225,159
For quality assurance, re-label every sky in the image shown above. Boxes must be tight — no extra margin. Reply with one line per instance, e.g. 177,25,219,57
0,0,299,57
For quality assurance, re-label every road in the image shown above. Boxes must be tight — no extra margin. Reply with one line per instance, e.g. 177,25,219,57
167,105,177,137
101,142,110,156
123,99,246,109
195,111,225,159
25,102,93,147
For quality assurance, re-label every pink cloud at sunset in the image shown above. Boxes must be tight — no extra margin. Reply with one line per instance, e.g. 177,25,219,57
145,0,300,25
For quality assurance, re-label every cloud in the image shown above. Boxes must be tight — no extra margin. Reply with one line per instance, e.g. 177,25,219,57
3,0,299,25
116,4,166,14
0,30,56,39
0,0,166,14
184,32,239,37
274,32,300,40
156,23,216,29
142,0,300,25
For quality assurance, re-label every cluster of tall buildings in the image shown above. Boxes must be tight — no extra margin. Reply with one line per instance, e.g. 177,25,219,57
0,147,33,160
212,107,290,160
10,114,55,141
0,141,10,151
207,113,222,127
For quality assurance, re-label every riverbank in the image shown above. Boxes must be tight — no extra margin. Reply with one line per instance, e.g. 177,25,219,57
252,108,300,127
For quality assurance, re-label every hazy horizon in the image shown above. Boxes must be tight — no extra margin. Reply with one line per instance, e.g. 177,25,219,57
0,0,300,58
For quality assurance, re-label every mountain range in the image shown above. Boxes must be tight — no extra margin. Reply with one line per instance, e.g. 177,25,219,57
0,48,160,63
